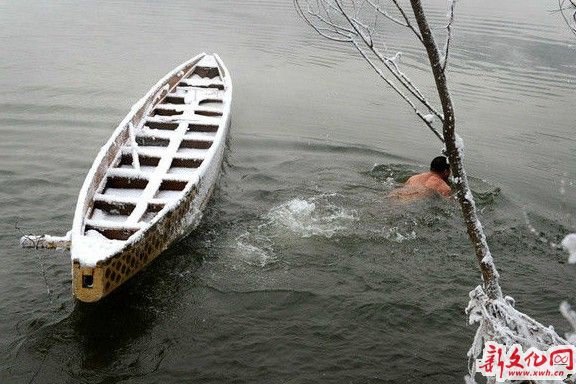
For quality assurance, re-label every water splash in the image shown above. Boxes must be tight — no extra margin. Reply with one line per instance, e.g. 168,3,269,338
235,232,277,267
381,226,417,243
262,194,358,238
212,194,359,268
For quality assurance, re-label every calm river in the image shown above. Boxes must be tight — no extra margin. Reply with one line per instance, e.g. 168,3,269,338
1,0,575,383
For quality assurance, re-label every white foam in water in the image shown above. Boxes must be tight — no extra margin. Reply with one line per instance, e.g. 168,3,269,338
222,195,357,268
382,226,417,243
235,232,277,267
263,195,358,238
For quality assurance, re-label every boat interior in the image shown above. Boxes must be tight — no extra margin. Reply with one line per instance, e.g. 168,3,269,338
83,55,226,242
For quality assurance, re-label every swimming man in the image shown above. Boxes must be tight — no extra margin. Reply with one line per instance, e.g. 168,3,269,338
389,156,452,200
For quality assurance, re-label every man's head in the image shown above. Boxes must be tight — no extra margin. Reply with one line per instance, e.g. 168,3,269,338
430,156,451,181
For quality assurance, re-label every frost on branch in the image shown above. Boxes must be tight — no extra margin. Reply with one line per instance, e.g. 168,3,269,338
465,286,569,383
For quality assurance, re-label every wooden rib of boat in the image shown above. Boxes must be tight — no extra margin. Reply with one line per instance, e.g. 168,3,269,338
22,53,232,302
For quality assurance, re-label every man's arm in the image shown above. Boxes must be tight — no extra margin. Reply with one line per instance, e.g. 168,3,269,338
438,183,452,197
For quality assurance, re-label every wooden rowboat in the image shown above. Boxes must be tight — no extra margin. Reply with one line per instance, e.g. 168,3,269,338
21,53,232,302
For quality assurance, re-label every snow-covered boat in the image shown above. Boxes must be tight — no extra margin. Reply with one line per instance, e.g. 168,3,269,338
21,53,232,302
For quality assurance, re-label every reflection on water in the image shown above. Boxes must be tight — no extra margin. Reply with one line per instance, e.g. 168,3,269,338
1,0,575,383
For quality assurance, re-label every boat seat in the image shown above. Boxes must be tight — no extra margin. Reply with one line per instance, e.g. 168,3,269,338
94,193,140,206
135,135,170,147
121,146,174,159
143,119,180,131
84,220,144,241
144,114,222,125
182,131,216,140
106,168,151,179
138,127,178,140
178,78,225,90
163,95,186,105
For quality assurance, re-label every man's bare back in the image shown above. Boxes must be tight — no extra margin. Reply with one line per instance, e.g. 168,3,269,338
388,156,452,201
405,172,451,196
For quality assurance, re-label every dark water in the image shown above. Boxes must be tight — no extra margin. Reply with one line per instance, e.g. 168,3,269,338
1,1,576,383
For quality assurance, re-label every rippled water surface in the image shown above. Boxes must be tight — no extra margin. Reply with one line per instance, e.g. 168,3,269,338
1,1,576,383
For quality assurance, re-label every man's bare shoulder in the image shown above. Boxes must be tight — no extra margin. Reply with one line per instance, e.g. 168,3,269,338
406,172,433,185
424,176,451,196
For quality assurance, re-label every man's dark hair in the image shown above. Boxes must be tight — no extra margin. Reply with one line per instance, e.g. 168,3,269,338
430,156,450,173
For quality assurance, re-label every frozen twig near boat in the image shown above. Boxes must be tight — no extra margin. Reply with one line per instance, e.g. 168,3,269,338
20,232,71,250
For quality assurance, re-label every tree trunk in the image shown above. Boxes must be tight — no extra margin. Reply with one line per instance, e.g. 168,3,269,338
409,0,502,300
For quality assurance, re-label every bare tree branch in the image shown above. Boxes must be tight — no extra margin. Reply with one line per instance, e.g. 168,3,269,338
295,0,354,42
408,0,502,300
295,0,446,128
340,0,444,120
366,0,409,28
441,0,456,72
352,40,444,141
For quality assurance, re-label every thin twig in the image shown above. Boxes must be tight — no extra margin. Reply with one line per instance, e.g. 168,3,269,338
365,0,424,43
295,0,353,42
353,40,444,142
295,0,445,137
390,0,424,43
337,0,442,118
441,0,456,72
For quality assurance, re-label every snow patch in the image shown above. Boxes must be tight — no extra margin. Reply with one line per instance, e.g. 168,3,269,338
455,133,464,151
235,232,277,267
74,230,126,267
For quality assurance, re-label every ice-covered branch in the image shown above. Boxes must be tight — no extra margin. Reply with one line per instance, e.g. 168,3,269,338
466,286,568,381
332,0,441,118
409,0,503,300
295,1,353,42
367,0,408,27
377,47,444,120
356,28,444,120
